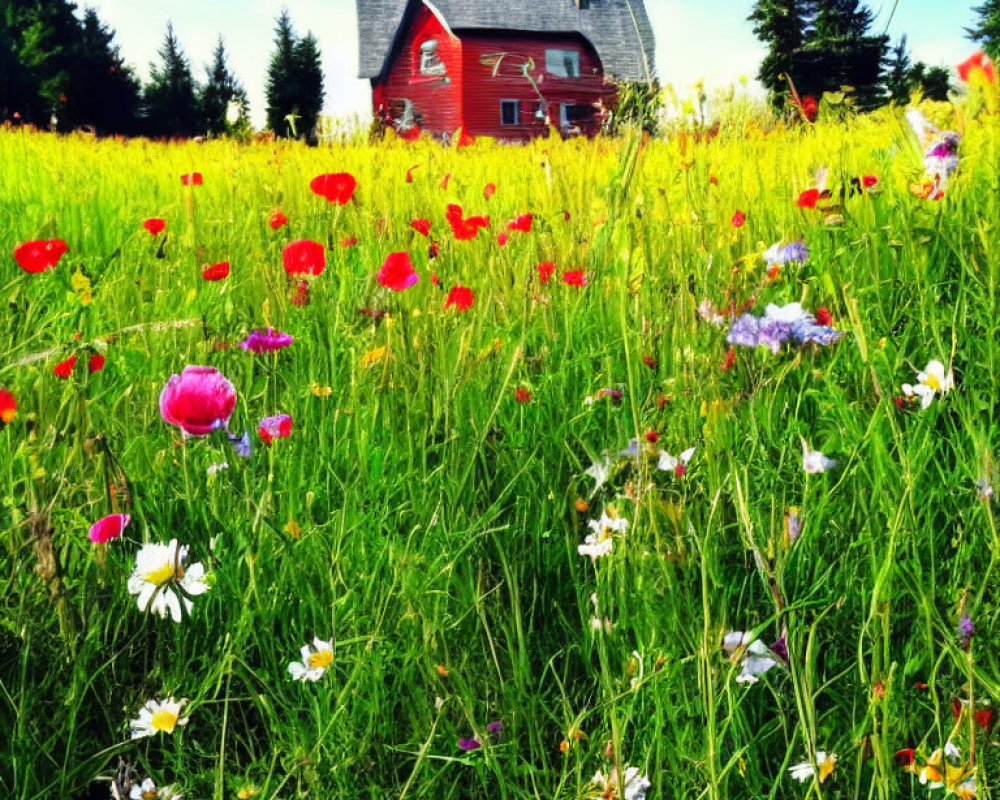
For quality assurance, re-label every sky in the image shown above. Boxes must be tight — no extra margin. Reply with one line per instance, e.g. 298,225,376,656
85,0,981,128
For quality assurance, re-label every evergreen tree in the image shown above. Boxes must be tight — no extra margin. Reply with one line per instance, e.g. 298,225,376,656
63,8,141,134
747,0,807,107
265,9,298,135
293,32,325,143
967,0,1000,60
144,23,200,137
885,35,913,104
796,0,888,110
909,63,952,101
0,5,35,122
201,36,247,136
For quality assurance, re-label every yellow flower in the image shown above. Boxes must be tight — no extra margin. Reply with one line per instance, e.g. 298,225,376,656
361,346,388,367
310,382,332,397
284,519,301,539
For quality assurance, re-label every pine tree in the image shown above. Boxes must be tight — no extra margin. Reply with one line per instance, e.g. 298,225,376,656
293,32,325,143
201,37,247,136
884,35,913,104
748,0,807,107
144,23,200,137
0,5,35,122
968,0,1000,60
64,8,141,134
265,9,298,135
909,63,952,102
797,0,888,110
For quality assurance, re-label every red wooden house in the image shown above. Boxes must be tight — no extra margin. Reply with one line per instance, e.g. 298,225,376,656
356,0,655,142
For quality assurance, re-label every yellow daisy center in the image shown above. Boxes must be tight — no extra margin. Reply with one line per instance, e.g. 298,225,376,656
151,708,179,733
308,649,333,669
145,561,177,586
924,374,941,391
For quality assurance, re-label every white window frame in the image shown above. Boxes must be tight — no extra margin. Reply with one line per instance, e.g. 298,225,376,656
546,49,581,78
500,100,521,126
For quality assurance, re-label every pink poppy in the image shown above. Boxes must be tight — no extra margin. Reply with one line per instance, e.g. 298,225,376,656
159,366,237,437
310,172,357,205
378,252,419,292
89,513,130,544
283,240,326,277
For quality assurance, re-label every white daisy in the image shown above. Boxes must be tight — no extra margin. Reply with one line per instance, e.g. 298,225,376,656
126,539,209,622
578,510,628,561
902,360,954,410
129,778,183,800
287,637,334,682
129,697,189,739
801,438,837,474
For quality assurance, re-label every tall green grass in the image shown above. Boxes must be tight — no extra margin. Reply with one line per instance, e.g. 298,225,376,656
2,104,1000,799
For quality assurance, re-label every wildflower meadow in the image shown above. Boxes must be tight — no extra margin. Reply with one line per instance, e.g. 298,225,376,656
4,92,1000,799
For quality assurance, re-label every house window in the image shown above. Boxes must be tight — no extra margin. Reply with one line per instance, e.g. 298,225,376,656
500,100,521,126
546,49,581,78
419,39,446,76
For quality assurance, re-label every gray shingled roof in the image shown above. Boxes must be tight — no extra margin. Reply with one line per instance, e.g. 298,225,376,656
356,0,655,82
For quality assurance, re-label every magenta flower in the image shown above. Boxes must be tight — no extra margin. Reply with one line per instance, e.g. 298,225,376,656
458,737,481,751
159,366,238,437
239,328,294,354
258,413,293,444
89,513,130,544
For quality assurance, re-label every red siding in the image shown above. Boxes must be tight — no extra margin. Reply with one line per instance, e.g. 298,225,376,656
373,3,463,138
459,31,608,141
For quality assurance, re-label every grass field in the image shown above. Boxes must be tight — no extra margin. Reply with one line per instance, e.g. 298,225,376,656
2,99,1000,799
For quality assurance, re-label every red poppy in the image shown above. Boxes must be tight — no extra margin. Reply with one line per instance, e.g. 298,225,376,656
798,189,820,209
894,749,915,767
439,172,451,190
444,285,474,311
53,355,77,379
862,175,878,189
645,430,659,444
181,172,203,186
800,96,818,122
398,125,420,142
958,51,997,84
89,513,129,543
88,353,106,373
430,273,441,287
507,214,532,233
456,127,475,147
497,232,509,247
0,389,16,423
411,219,431,237
159,365,237,437
815,307,832,326
537,262,555,284
142,218,166,236
428,242,440,259
202,261,230,281
731,210,745,228
642,354,657,369
446,204,489,241
514,387,531,403
562,270,586,287
406,164,420,183
310,172,357,205
14,239,68,273
378,252,419,292
709,175,719,186
563,210,571,221
340,236,358,248
269,210,288,230
721,347,736,372
283,240,326,277
913,682,928,690
484,183,496,200
767,265,780,281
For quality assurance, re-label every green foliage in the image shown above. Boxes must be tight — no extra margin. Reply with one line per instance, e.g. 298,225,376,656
748,0,807,106
910,63,953,102
885,36,913,104
143,23,201,138
968,0,1000,61
605,79,663,136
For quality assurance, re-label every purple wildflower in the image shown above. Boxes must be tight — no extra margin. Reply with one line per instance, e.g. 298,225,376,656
486,720,503,735
727,314,761,348
240,327,294,354
791,320,844,347
959,615,975,638
226,426,252,458
758,318,795,353
779,241,809,264
458,737,482,751
769,636,788,662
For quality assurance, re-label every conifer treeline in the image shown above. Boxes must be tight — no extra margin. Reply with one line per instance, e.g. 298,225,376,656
0,1,324,140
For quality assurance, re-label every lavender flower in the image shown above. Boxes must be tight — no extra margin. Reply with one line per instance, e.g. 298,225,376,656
239,327,294,354
728,303,842,352
791,320,844,347
486,720,503,735
959,615,975,638
779,241,809,264
226,427,252,458
727,314,761,348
